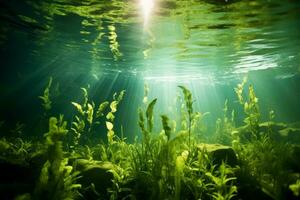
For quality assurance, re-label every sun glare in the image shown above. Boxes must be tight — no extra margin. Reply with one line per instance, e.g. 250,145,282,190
140,0,154,25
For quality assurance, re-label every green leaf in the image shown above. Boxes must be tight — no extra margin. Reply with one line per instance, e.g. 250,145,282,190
146,98,157,133
161,115,171,141
106,121,114,131
178,85,193,115
96,101,109,118
117,90,125,102
138,108,146,135
110,101,118,113
86,103,94,125
39,77,53,111
71,102,84,115
106,112,115,121
81,87,88,108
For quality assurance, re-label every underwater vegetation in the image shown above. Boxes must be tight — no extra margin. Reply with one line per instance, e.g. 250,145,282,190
1,78,300,200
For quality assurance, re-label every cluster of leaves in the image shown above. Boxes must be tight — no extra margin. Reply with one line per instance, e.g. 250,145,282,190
237,135,293,199
215,100,235,145
105,90,125,145
71,87,125,146
234,77,260,139
39,77,53,112
33,116,81,200
0,137,33,163
178,86,193,149
232,78,298,200
289,179,300,197
104,87,238,200
108,24,123,60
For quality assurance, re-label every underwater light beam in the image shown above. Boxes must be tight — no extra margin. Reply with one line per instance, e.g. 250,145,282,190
140,0,154,26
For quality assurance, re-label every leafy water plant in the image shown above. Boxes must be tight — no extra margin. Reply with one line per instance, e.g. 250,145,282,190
71,87,94,138
234,78,260,140
0,137,10,154
215,100,236,145
175,153,186,200
143,104,158,167
1,81,300,200
71,88,125,146
178,85,194,151
0,137,33,163
161,115,171,141
289,179,300,197
108,24,123,60
39,76,53,112
238,134,293,199
233,78,296,199
34,158,81,200
33,115,81,200
206,162,237,200
180,147,238,200
234,77,247,105
146,98,157,133
135,98,158,173
105,90,125,145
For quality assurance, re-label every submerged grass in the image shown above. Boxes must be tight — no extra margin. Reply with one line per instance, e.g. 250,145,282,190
0,79,300,200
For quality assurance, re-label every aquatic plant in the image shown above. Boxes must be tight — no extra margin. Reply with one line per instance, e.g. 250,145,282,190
234,78,260,140
146,98,157,133
178,85,194,151
34,158,81,200
107,164,132,200
206,162,237,200
1,79,300,200
136,98,157,171
180,147,237,200
34,115,81,200
174,153,186,200
106,90,125,145
71,87,124,146
0,137,33,163
161,115,171,141
0,138,10,153
215,100,235,145
289,179,300,197
108,24,123,60
238,134,293,199
234,77,247,105
39,76,53,112
71,87,94,142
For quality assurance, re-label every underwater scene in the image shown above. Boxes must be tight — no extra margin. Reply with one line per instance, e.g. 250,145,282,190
1,0,300,199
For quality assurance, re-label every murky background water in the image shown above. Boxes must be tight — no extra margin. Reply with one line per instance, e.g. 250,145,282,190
0,0,300,141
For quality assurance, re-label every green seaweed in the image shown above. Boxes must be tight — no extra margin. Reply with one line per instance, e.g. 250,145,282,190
146,98,157,133
289,179,300,197
1,80,300,200
178,85,194,151
71,88,125,146
39,77,53,112
234,79,260,140
161,115,171,141
215,100,236,145
33,115,81,200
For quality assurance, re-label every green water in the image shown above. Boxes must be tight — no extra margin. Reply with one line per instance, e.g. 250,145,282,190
0,0,300,199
